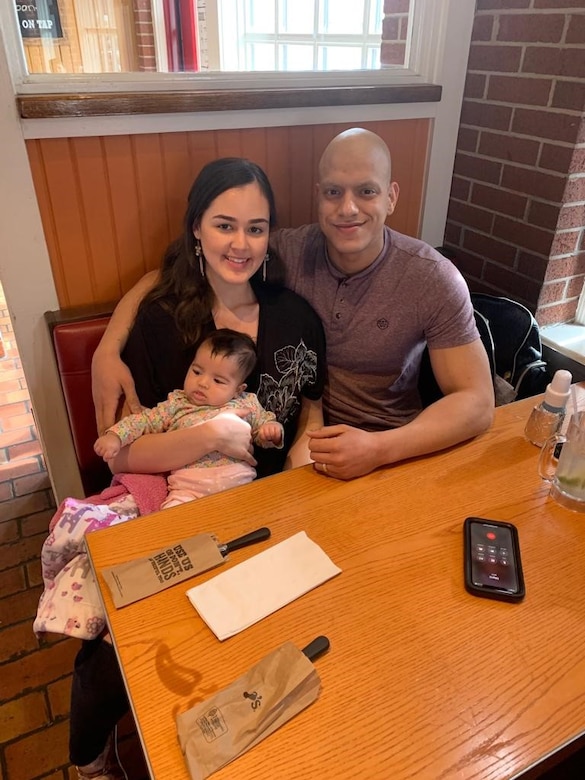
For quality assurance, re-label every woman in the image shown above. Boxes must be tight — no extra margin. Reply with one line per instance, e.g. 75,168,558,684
72,158,326,779
95,157,325,480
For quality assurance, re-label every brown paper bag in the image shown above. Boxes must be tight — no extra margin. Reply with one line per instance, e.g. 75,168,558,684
102,528,271,609
102,533,223,608
176,642,321,779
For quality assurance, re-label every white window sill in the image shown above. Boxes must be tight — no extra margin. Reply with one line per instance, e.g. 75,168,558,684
541,322,585,367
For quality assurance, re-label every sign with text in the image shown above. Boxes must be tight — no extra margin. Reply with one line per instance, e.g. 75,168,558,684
15,1,63,39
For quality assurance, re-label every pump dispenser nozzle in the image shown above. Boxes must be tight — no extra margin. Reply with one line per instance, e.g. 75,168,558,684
524,368,572,447
542,369,572,413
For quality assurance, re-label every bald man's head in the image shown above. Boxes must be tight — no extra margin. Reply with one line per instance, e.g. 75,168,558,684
318,128,392,186
316,128,399,275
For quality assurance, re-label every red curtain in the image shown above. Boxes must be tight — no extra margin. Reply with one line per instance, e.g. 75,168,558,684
162,0,199,71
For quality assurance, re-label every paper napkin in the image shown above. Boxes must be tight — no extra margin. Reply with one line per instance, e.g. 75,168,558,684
186,531,341,640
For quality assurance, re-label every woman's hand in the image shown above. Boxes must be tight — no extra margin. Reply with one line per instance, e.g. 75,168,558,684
206,413,257,465
108,410,257,475
92,348,142,435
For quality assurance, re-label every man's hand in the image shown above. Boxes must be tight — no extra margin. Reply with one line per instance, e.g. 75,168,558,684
256,422,284,448
307,425,382,480
92,350,142,434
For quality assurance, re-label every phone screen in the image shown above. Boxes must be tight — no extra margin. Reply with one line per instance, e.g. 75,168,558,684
468,520,519,594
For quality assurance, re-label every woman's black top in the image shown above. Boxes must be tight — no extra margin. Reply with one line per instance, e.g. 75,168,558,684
122,285,326,477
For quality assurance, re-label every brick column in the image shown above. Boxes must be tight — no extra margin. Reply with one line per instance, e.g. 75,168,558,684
381,0,410,66
133,0,157,71
444,2,585,326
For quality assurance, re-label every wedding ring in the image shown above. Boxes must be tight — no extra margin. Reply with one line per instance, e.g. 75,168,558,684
322,463,328,474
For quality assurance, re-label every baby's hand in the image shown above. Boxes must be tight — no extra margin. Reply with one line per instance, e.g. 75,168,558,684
256,422,283,448
94,432,122,461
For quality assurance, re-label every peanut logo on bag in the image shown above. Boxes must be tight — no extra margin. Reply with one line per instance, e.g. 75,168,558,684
243,690,262,710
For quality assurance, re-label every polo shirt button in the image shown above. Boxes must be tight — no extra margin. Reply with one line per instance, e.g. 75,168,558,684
335,313,341,319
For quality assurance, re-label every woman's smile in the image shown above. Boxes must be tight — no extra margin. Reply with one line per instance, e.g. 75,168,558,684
194,182,270,284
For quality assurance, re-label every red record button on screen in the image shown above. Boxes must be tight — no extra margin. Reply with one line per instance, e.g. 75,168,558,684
486,531,496,540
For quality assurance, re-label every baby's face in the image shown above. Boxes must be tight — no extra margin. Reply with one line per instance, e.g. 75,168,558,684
184,344,244,407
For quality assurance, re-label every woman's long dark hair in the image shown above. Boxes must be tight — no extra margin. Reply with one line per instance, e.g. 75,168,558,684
141,157,282,345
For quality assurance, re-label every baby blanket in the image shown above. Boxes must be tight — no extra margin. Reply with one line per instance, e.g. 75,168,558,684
33,474,167,640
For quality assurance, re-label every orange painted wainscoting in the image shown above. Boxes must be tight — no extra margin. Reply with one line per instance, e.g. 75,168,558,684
26,119,430,308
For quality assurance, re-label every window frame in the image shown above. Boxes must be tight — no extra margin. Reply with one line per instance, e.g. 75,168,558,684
4,0,458,120
4,0,447,93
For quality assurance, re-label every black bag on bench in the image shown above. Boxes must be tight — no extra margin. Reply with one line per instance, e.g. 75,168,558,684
470,293,551,400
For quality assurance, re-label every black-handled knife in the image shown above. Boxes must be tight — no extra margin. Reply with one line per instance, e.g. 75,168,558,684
218,527,271,556
302,635,330,662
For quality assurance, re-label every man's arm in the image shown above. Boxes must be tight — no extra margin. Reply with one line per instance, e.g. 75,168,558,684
94,272,257,472
308,339,494,480
92,270,159,434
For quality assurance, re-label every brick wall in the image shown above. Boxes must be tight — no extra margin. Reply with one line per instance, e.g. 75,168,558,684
444,1,585,326
381,0,410,66
133,0,157,72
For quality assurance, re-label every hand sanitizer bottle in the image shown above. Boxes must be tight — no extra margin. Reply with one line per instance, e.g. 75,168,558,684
524,369,572,447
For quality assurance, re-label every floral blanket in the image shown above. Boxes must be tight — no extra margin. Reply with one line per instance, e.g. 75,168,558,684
33,497,138,639
34,473,167,640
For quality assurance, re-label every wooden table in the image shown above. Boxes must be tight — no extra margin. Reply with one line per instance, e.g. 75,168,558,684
86,394,585,780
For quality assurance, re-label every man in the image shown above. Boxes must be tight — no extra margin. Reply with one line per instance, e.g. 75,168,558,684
92,128,494,480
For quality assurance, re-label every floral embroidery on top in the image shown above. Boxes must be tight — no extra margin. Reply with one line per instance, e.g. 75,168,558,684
257,339,317,423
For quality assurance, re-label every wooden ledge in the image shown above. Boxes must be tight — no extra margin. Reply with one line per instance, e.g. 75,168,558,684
18,83,442,119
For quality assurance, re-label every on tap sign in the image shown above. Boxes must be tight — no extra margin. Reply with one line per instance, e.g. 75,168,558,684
15,1,63,39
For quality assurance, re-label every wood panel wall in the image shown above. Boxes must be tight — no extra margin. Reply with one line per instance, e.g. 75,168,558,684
26,119,430,308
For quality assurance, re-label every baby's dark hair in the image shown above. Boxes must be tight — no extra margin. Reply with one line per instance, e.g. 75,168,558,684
199,329,257,381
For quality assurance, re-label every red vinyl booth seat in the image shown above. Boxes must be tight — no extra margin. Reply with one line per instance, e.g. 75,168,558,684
46,307,115,496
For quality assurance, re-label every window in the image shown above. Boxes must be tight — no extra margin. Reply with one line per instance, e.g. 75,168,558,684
215,0,385,73
5,0,457,111
74,0,138,73
9,0,414,79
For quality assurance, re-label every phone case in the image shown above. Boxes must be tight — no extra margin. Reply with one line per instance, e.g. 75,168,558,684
464,517,525,603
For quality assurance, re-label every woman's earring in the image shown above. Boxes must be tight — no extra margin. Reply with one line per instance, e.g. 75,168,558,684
195,241,204,277
262,253,269,282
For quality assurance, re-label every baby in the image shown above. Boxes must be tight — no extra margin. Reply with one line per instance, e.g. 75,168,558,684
94,329,283,509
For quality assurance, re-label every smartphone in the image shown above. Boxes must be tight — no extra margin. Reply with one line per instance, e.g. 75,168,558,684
463,517,525,602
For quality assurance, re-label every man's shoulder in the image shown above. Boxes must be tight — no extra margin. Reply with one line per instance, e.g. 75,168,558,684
385,229,465,289
387,228,445,264
272,223,324,257
274,222,321,241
